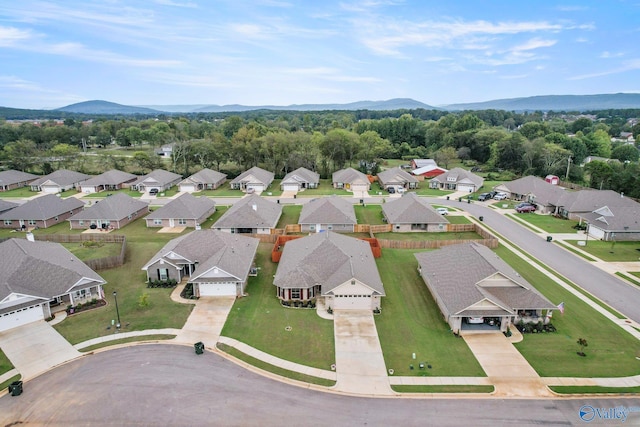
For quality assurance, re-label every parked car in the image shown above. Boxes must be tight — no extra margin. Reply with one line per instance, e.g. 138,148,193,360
436,207,448,215
516,204,536,213
515,202,536,210
387,187,396,194
467,317,484,324
493,192,507,200
149,188,159,195
478,193,491,201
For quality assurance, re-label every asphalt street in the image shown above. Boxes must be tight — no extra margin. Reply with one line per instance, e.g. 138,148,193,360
1,345,638,426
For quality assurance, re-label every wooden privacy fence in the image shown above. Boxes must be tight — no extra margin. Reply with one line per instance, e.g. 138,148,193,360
284,224,301,233
375,223,498,250
272,234,382,262
34,234,127,270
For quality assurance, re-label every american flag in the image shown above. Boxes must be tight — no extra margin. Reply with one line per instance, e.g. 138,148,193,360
557,302,565,314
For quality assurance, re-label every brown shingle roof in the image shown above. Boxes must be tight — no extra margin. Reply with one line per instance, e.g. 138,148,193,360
0,194,84,220
213,194,282,229
146,193,215,220
298,196,356,225
69,193,148,221
382,193,449,225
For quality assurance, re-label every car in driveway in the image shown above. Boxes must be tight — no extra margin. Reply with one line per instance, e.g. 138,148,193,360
478,193,491,201
149,188,159,195
436,207,449,215
493,192,507,200
516,204,536,213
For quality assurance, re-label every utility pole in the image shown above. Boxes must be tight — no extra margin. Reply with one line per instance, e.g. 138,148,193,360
565,155,572,181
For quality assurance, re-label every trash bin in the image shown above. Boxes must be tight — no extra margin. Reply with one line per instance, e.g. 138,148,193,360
9,380,23,396
194,342,204,355
359,199,364,204
293,194,296,199
458,197,462,202
446,196,449,200
546,236,553,242
479,216,484,222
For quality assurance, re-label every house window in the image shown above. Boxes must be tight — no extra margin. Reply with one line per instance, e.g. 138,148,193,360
154,219,162,225
159,269,169,281
3,220,11,225
128,215,132,220
310,225,315,231
438,224,445,230
291,289,301,299
79,220,84,226
55,216,59,221
327,225,333,230
178,219,187,225
28,220,37,225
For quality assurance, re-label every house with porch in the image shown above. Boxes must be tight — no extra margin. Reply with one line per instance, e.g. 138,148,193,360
280,167,320,192
78,169,138,194
131,169,182,194
273,232,385,311
68,193,149,230
212,194,282,234
0,238,106,332
382,192,449,232
230,166,274,194
332,168,370,194
578,205,640,241
145,193,216,228
0,200,18,215
29,169,91,193
377,167,419,191
493,176,567,214
179,168,227,192
141,230,259,297
0,194,84,229
429,167,483,193
552,189,638,220
415,242,556,334
0,170,38,192
298,196,356,233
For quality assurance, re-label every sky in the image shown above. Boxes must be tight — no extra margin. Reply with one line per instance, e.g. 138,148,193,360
1,0,639,110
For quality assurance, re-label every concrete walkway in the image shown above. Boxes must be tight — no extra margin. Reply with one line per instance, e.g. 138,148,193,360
174,297,235,347
332,310,393,395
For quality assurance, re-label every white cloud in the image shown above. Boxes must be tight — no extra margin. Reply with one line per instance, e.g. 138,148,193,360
511,38,557,52
600,51,625,59
569,59,640,80
153,0,198,7
0,26,34,46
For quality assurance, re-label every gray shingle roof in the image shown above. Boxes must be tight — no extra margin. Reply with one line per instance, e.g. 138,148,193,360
29,169,91,187
281,167,320,185
555,189,638,213
415,243,555,316
377,167,418,186
0,238,105,301
132,169,182,187
298,196,356,225
0,199,18,214
0,170,38,186
180,168,227,186
0,194,84,220
579,205,640,232
146,193,215,220
412,159,437,168
142,230,259,283
69,193,148,221
332,168,369,184
273,232,384,295
80,169,137,187
430,167,484,188
230,166,274,186
213,194,282,229
382,193,449,225
497,175,566,206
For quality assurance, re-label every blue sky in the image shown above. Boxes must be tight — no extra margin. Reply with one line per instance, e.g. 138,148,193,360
1,0,639,109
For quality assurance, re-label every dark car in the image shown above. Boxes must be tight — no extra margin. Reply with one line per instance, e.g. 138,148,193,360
478,193,491,201
149,188,159,195
516,204,536,213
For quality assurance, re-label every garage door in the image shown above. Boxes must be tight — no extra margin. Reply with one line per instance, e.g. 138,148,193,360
42,185,60,194
198,282,237,297
246,184,264,193
282,183,299,191
333,295,371,310
180,184,196,193
458,184,474,193
588,226,605,240
0,304,45,332
351,184,368,193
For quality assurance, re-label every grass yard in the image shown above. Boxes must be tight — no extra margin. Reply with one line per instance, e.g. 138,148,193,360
221,244,335,370
565,240,640,262
61,241,122,261
494,246,640,377
79,334,176,352
513,214,582,234
0,187,36,197
81,189,141,198
374,231,482,241
444,215,471,224
375,248,486,377
276,205,302,228
199,205,229,229
615,272,640,287
549,385,640,394
556,241,597,262
413,187,453,197
391,385,495,393
0,348,14,375
354,204,385,225
296,180,351,197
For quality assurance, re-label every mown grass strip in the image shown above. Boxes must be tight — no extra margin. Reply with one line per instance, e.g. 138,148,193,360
391,385,494,393
556,241,597,262
0,375,21,393
505,214,540,233
615,272,640,288
79,334,176,352
549,385,640,394
217,343,336,387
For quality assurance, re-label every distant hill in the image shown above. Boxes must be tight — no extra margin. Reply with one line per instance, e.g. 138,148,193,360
443,93,640,112
56,100,162,115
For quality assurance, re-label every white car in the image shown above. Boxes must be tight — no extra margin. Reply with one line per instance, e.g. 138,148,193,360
436,207,449,215
467,317,484,324
493,192,507,200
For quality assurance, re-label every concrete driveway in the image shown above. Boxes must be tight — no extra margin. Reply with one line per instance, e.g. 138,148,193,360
174,297,235,347
332,310,393,395
0,321,80,380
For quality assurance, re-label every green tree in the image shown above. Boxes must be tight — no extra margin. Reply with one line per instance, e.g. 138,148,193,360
3,139,39,171
433,146,458,169
611,144,639,162
585,160,614,190
50,143,80,169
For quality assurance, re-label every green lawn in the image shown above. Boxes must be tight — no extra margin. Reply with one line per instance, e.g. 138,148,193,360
354,204,385,225
0,348,14,375
375,248,486,377
494,246,640,377
276,205,302,228
199,205,229,229
79,334,176,352
221,244,335,370
513,214,582,234
61,242,123,261
81,188,142,198
0,187,36,197
444,215,471,224
549,385,640,394
631,272,640,279
374,231,482,241
556,241,597,262
392,385,495,393
565,240,640,262
413,188,453,197
295,179,351,196
0,375,21,393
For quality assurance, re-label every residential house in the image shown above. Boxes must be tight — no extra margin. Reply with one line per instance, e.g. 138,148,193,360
554,189,639,220
179,168,227,192
494,176,567,214
0,194,84,229
29,169,91,193
78,169,138,194
415,242,556,334
273,232,385,310
579,205,640,241
155,143,175,157
0,170,38,191
382,192,449,232
145,193,216,228
141,230,259,297
429,167,484,193
280,167,320,192
332,168,370,194
298,196,356,233
0,200,18,215
0,238,106,332
131,169,182,193
212,194,282,234
68,193,149,230
230,166,274,194
377,167,419,191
